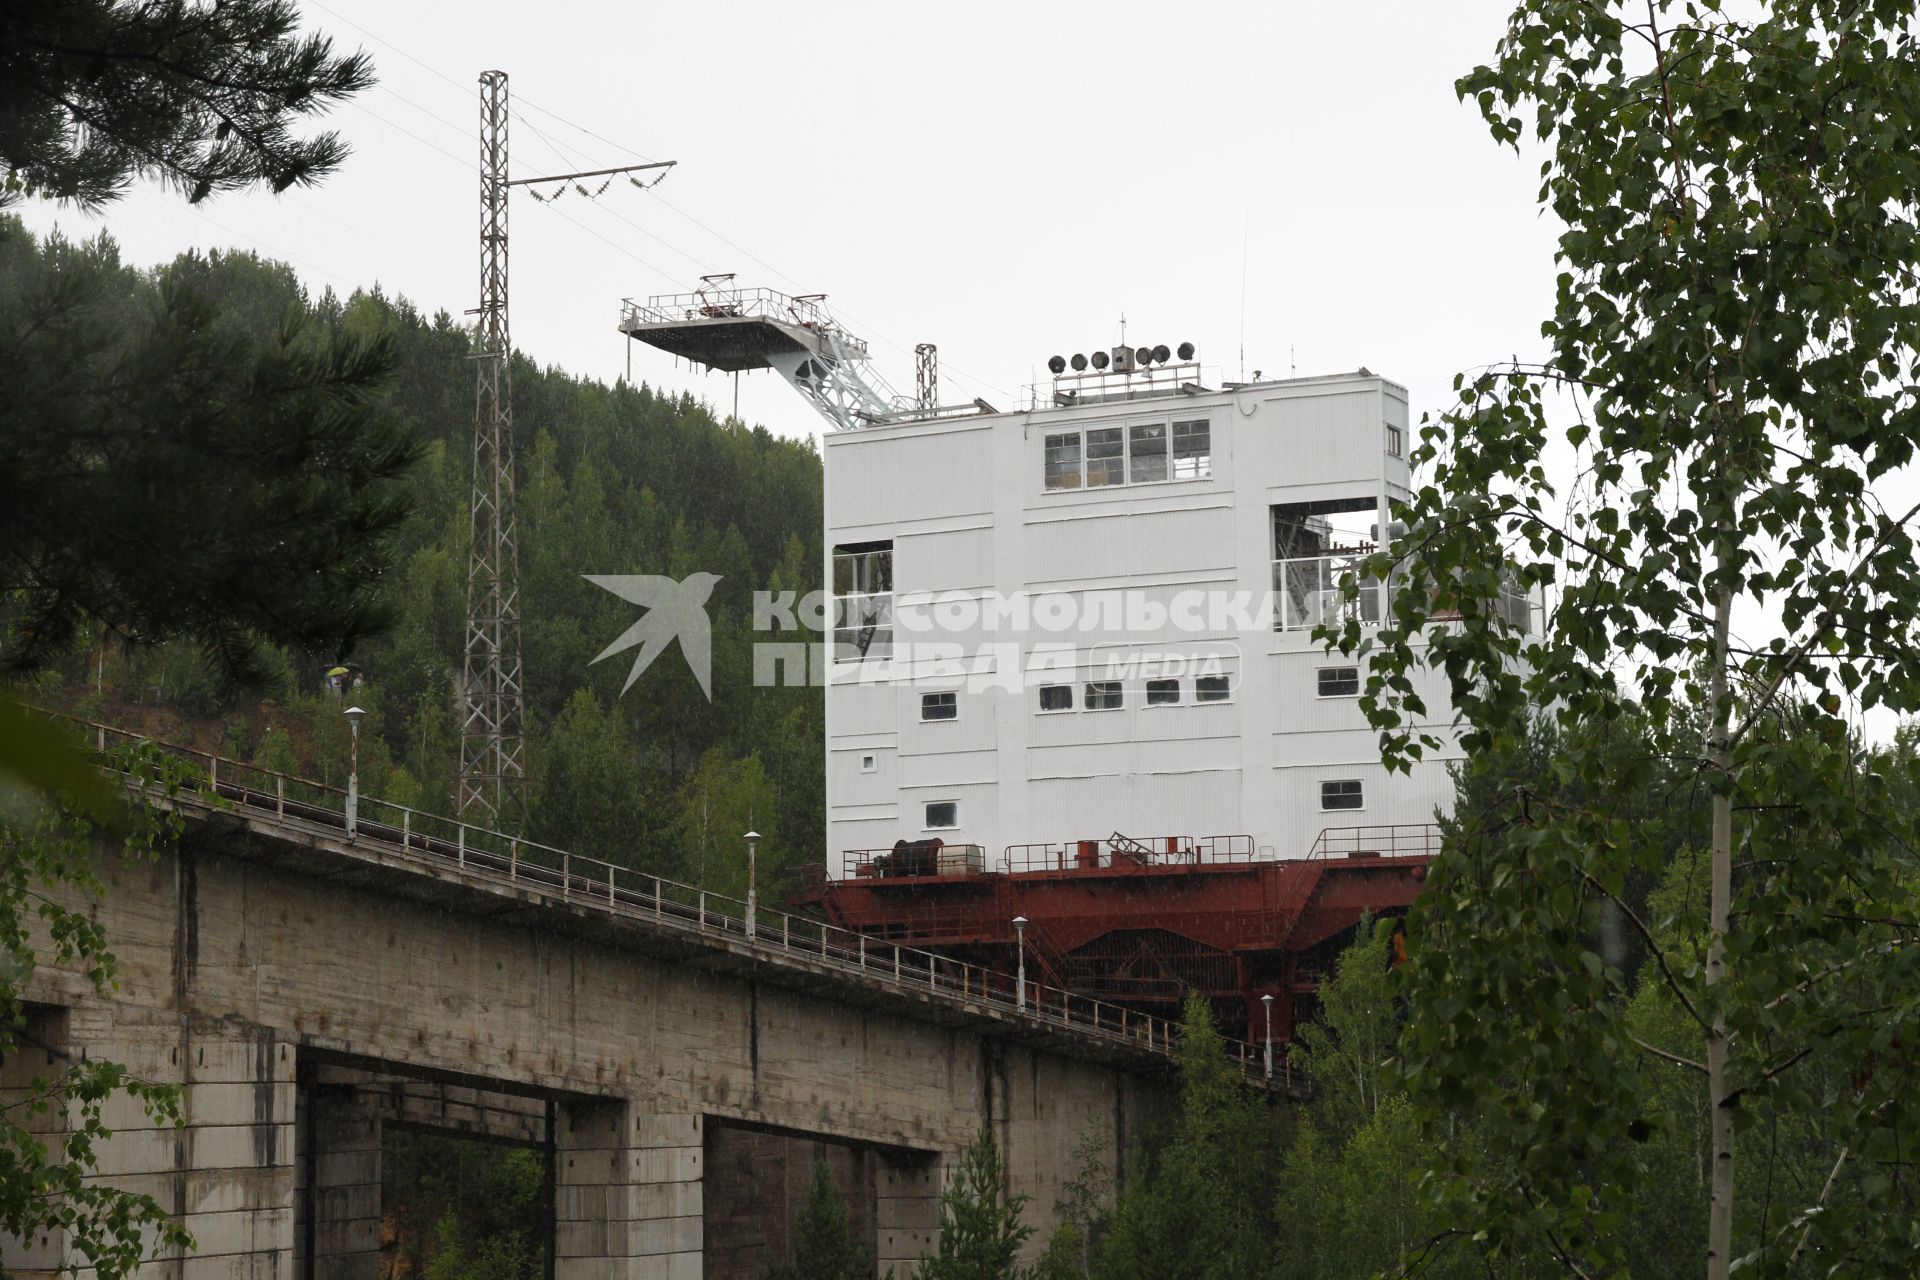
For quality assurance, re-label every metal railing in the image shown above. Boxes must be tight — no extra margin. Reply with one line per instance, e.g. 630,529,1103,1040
1272,551,1387,632
1306,824,1443,860
57,715,1287,1088
1001,833,1257,874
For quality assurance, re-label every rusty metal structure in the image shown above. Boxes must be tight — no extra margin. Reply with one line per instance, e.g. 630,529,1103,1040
800,824,1436,1046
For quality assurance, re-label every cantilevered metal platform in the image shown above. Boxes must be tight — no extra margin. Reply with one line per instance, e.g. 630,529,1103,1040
617,281,866,372
618,299,831,372
617,277,902,431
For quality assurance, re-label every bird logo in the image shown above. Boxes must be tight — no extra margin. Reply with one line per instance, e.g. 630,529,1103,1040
585,572,722,700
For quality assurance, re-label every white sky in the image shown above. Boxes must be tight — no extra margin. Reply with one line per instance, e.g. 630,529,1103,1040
16,0,1558,444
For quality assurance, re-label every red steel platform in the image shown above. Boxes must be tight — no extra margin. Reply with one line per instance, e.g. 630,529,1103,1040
795,825,1435,1045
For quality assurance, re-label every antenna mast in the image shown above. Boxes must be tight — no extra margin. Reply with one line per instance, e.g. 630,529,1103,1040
915,343,938,411
460,69,525,822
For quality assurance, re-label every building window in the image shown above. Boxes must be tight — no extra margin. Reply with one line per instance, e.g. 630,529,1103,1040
1084,681,1123,711
1195,675,1231,702
1038,684,1074,712
1320,779,1364,811
1129,422,1168,483
1044,433,1082,490
1385,422,1404,457
832,541,893,661
925,801,959,829
1318,666,1360,697
1172,419,1212,479
1086,427,1125,487
921,691,957,721
1043,418,1213,492
1146,678,1180,705
860,754,877,773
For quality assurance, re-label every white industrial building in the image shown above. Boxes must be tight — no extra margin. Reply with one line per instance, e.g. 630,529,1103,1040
821,366,1479,879
616,285,1509,881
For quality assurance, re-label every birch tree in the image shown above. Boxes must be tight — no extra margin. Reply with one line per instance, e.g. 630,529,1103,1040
1339,3,1920,1276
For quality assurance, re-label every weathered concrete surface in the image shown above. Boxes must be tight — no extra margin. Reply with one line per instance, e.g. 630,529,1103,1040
7,808,1172,1278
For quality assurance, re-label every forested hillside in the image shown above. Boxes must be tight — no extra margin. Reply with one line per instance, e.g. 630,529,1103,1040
8,217,826,893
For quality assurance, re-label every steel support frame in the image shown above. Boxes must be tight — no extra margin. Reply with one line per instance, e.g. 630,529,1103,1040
460,69,527,822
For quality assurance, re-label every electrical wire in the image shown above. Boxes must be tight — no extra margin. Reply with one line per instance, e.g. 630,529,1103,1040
305,0,1014,401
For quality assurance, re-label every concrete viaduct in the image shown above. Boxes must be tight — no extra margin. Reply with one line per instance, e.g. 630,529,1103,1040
6,724,1275,1280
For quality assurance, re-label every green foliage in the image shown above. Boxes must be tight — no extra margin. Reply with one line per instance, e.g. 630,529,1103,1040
1,0,373,209
1336,3,1920,1275
0,727,198,1277
1028,1225,1082,1280
15,215,828,873
914,1128,1033,1280
1097,995,1274,1280
1273,922,1477,1280
761,1159,872,1280
384,1132,547,1280
0,220,421,682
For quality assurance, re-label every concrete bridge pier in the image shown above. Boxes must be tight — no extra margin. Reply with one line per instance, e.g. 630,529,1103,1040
875,1157,941,1275
297,1073,382,1280
557,1102,703,1280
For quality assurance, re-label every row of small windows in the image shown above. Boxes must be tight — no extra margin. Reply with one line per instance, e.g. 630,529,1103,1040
917,670,1355,721
1034,676,1231,713
1044,418,1212,491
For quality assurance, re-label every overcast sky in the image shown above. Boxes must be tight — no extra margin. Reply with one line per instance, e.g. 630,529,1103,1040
17,0,1558,444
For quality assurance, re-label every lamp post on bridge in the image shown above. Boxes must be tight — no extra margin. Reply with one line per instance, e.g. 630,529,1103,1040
1261,993,1275,1082
344,705,365,840
744,830,760,940
1013,915,1028,1012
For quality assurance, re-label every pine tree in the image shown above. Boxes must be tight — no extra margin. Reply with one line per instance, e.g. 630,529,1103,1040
0,223,419,682
913,1128,1033,1280
1097,995,1274,1280
763,1160,871,1280
2,0,373,209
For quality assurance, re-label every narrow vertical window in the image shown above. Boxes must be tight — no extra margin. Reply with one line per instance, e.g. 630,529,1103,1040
1129,422,1168,482
832,541,893,661
1172,419,1212,478
1085,427,1125,487
1044,433,1082,490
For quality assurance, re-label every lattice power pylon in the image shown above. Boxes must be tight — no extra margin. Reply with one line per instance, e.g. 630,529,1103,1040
459,69,525,822
459,71,675,822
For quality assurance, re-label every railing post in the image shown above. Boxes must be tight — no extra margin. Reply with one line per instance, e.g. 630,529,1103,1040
699,891,707,927
654,877,662,916
457,824,466,867
607,863,615,901
894,946,901,981
562,852,571,900
859,936,866,969
210,757,218,791
402,810,411,849
783,915,790,948
509,840,518,880
276,776,285,817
